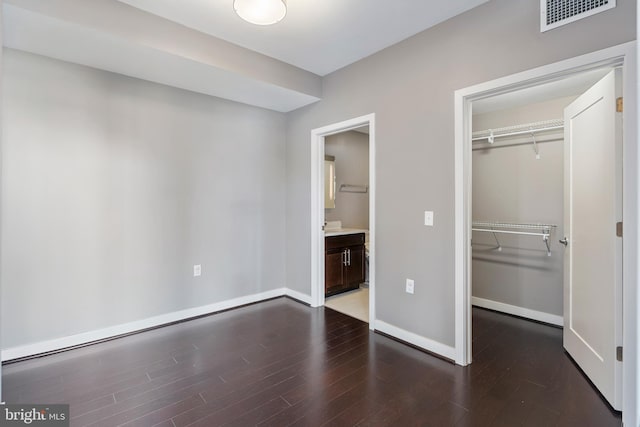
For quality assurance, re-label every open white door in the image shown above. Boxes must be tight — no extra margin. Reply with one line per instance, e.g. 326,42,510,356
562,69,622,410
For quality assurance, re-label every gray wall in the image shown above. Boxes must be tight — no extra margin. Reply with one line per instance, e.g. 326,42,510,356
472,97,575,316
285,0,635,347
324,130,369,229
1,49,287,349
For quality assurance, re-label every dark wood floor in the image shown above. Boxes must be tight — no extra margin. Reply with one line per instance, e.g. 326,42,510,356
2,298,621,426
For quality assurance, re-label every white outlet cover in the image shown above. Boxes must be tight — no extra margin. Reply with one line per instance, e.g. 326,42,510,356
406,278,415,294
193,264,202,277
424,211,434,226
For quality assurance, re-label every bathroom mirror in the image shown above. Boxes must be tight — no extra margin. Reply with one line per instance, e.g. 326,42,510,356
324,155,336,209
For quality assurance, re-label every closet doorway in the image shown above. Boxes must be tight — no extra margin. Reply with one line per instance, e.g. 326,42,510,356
454,42,637,421
471,67,621,407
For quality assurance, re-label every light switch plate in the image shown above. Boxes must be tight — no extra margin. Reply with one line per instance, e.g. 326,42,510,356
424,211,434,226
193,264,201,277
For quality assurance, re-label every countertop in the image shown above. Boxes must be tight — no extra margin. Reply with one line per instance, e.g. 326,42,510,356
324,228,368,237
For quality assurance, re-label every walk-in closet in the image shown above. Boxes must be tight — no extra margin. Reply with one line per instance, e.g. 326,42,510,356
470,66,624,411
471,99,568,326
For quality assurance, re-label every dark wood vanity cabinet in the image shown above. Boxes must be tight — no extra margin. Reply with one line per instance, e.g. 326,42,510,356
325,233,365,297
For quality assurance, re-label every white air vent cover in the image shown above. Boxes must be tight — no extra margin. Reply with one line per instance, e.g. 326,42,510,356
541,0,616,32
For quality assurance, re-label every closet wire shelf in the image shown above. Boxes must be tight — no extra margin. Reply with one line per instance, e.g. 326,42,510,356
472,221,557,256
472,119,564,142
472,119,564,159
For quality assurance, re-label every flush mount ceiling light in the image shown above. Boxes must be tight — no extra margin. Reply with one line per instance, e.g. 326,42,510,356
233,0,287,25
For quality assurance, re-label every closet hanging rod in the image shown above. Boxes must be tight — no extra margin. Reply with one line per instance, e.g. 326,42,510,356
471,228,550,238
471,221,557,256
472,119,564,142
472,126,563,142
472,221,555,230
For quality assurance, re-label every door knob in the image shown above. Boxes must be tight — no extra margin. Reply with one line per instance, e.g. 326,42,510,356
559,237,568,246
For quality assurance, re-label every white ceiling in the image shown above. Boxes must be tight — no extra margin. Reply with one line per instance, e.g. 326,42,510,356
4,4,321,112
117,0,489,76
4,0,489,112
6,1,611,116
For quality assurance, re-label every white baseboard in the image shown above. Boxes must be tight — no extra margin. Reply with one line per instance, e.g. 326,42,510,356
374,320,456,361
472,296,563,326
3,288,456,364
1,288,288,362
284,288,312,305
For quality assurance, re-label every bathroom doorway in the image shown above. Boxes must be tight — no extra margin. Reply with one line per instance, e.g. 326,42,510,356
323,126,370,322
310,114,376,328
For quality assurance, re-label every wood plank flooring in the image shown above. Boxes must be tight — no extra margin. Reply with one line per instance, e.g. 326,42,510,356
2,298,621,426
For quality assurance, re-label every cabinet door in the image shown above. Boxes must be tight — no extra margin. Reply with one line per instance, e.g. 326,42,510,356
345,246,365,288
325,248,346,295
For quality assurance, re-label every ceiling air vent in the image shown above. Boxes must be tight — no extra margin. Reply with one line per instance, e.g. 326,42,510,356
541,0,616,32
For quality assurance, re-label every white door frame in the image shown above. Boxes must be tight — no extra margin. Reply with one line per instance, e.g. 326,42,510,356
310,113,376,329
454,42,637,423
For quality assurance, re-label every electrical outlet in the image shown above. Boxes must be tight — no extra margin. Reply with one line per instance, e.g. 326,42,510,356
424,211,434,226
193,264,201,277
406,278,415,294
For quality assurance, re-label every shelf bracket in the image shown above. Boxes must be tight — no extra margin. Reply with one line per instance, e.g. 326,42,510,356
543,235,551,256
491,230,502,252
531,129,540,160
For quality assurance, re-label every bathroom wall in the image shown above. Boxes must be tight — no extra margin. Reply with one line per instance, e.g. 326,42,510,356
324,130,369,229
